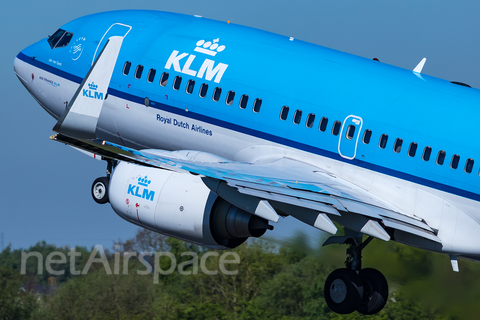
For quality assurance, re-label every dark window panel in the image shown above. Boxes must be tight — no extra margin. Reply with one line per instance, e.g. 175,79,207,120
280,106,289,120
379,134,388,149
319,117,328,132
213,87,222,102
135,65,144,79
239,95,248,109
346,125,355,140
160,72,169,87
363,129,372,144
408,142,418,157
253,99,262,113
55,32,73,48
226,91,235,105
293,110,302,124
48,29,66,49
123,61,131,75
147,69,156,83
423,147,432,161
199,83,208,98
186,80,195,94
466,159,474,173
173,76,182,90
451,154,460,169
306,113,315,128
332,121,341,136
437,150,446,165
393,138,403,153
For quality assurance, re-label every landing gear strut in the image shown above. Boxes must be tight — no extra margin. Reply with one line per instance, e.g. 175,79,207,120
91,159,116,204
323,233,388,315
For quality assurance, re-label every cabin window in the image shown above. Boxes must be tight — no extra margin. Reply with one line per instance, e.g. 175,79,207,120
451,154,460,169
393,138,403,153
186,80,195,94
332,121,341,136
346,125,355,140
423,147,432,161
147,69,156,83
293,110,302,124
280,106,289,120
465,159,474,173
239,95,248,109
213,87,222,102
436,150,446,165
226,91,235,105
408,142,418,157
363,129,372,144
199,84,208,98
160,72,169,87
135,65,144,79
123,61,131,75
253,99,262,113
306,113,315,128
173,76,182,90
379,134,388,149
319,117,328,132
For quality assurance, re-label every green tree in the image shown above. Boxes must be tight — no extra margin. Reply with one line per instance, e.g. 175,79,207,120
35,268,156,320
0,266,38,320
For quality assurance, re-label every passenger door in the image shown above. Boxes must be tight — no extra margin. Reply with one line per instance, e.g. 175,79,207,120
338,115,363,160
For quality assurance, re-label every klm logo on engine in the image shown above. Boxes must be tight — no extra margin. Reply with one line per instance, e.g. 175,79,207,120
165,38,228,83
128,176,155,201
82,82,104,100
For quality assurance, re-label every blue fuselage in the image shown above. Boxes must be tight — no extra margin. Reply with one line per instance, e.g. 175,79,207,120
15,10,480,211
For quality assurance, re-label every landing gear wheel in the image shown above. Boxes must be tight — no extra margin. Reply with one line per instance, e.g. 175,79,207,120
324,268,364,314
92,177,109,204
357,268,388,315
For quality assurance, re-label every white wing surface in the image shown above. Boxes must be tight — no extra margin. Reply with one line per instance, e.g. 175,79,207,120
52,134,441,245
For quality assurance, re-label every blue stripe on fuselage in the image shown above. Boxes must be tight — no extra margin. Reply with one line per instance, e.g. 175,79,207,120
16,52,480,202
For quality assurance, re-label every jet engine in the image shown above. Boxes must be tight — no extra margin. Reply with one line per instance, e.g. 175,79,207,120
108,162,271,249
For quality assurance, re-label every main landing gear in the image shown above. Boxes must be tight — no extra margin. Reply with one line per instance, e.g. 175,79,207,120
91,159,116,204
323,233,388,315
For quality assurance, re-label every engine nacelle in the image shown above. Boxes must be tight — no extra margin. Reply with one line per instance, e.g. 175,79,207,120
109,162,270,249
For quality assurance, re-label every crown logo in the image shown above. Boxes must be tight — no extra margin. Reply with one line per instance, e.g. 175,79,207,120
88,82,98,91
194,39,225,56
138,176,151,187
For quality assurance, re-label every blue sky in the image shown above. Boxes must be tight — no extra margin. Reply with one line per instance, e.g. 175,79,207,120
1,0,480,250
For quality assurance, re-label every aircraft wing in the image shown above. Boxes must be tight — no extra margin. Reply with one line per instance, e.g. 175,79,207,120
51,133,440,245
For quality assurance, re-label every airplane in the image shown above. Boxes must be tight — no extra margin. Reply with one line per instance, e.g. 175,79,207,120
13,9,480,315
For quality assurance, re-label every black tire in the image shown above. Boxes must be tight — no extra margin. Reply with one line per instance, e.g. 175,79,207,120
91,177,109,204
324,268,364,314
357,268,388,315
